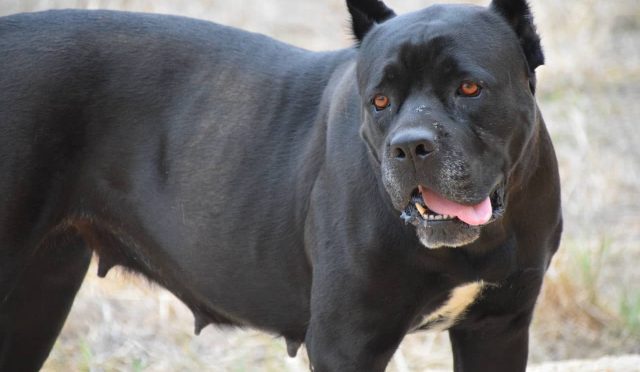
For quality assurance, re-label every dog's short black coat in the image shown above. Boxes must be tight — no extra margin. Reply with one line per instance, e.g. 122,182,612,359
0,0,561,370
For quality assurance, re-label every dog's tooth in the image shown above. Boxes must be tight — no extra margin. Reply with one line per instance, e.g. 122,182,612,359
415,203,428,217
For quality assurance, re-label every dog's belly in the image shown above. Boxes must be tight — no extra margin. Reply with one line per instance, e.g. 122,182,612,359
413,281,484,332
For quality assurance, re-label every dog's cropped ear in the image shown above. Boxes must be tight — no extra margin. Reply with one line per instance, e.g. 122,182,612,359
347,0,396,44
490,0,544,72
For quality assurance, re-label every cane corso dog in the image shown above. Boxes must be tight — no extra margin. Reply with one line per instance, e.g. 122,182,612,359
0,0,562,370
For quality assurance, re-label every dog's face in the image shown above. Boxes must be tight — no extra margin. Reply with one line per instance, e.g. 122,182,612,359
350,1,544,248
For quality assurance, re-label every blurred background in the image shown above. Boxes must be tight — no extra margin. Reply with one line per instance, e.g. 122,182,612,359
1,0,639,370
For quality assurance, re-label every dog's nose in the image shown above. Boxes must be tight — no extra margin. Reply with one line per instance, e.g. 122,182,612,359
389,128,436,160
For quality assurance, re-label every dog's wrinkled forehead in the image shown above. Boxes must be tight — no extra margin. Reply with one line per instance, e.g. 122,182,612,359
356,4,526,90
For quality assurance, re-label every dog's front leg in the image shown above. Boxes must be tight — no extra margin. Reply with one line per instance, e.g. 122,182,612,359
447,307,534,372
304,264,412,372
447,268,546,372
305,278,404,372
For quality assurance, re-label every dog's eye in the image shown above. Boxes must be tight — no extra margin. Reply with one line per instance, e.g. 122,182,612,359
458,82,481,97
372,94,390,111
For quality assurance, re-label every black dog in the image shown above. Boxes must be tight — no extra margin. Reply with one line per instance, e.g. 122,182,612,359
0,0,562,370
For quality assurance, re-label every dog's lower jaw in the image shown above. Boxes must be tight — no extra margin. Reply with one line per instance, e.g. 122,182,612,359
416,224,481,249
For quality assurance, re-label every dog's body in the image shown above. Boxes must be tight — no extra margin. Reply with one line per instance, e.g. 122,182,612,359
0,1,562,371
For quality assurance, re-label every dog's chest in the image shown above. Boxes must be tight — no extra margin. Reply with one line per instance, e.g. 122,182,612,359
413,281,484,332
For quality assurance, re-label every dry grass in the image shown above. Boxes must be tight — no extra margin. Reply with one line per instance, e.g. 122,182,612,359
529,0,640,363
1,0,638,370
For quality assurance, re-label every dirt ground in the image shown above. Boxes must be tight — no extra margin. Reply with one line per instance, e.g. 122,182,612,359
0,0,638,370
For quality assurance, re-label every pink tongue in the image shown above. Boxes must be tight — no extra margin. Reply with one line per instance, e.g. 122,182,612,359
419,185,492,226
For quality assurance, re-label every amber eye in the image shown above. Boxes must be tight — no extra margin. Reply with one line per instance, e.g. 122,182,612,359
373,94,390,110
458,81,481,97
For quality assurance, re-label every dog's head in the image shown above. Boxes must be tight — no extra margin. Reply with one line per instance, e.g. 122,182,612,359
349,0,544,248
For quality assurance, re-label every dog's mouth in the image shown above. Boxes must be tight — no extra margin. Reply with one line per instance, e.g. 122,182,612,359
401,184,505,228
